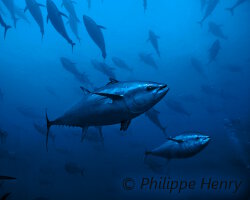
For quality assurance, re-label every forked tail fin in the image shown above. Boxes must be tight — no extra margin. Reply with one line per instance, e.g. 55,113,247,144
4,25,11,39
45,110,51,151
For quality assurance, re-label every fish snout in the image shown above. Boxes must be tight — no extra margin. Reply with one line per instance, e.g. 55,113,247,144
203,135,211,144
157,84,169,95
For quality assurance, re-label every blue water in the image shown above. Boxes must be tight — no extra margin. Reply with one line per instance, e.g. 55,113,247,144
0,0,249,199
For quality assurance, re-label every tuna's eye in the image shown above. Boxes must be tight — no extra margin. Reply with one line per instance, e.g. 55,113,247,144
147,86,156,91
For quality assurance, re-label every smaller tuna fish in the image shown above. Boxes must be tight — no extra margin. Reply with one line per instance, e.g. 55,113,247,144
83,15,106,59
208,39,220,63
24,0,45,38
61,57,92,86
0,14,11,39
1,0,17,28
64,162,84,176
148,30,160,57
198,0,219,27
208,21,227,40
61,0,79,21
145,134,211,160
112,57,132,73
68,14,80,42
91,60,116,78
165,99,191,117
145,108,167,135
226,0,248,15
47,0,75,50
139,53,158,69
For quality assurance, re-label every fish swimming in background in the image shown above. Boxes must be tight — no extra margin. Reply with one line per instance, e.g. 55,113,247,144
112,57,133,73
165,98,191,117
61,57,92,86
46,0,75,50
148,30,160,57
208,39,220,63
139,53,158,69
24,0,45,38
64,162,84,176
226,0,248,16
0,0,17,28
145,108,167,135
143,0,147,13
208,21,227,40
0,14,11,39
198,0,219,27
61,0,79,21
45,78,169,149
68,14,80,42
83,15,107,59
0,128,7,144
91,60,116,78
190,57,206,77
145,134,211,160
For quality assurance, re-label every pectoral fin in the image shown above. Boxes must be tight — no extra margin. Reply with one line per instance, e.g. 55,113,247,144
80,86,91,95
98,25,106,29
120,120,131,131
107,77,119,85
37,3,45,7
59,12,68,18
93,92,123,100
167,137,184,143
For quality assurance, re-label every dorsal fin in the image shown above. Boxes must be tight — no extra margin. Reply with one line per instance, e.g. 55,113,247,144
167,137,184,143
80,86,91,95
108,77,119,84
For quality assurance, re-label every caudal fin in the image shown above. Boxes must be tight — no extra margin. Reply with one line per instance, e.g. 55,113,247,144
226,7,234,16
45,110,52,151
4,25,11,39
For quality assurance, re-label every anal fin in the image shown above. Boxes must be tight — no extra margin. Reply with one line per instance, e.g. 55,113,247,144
120,120,131,131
